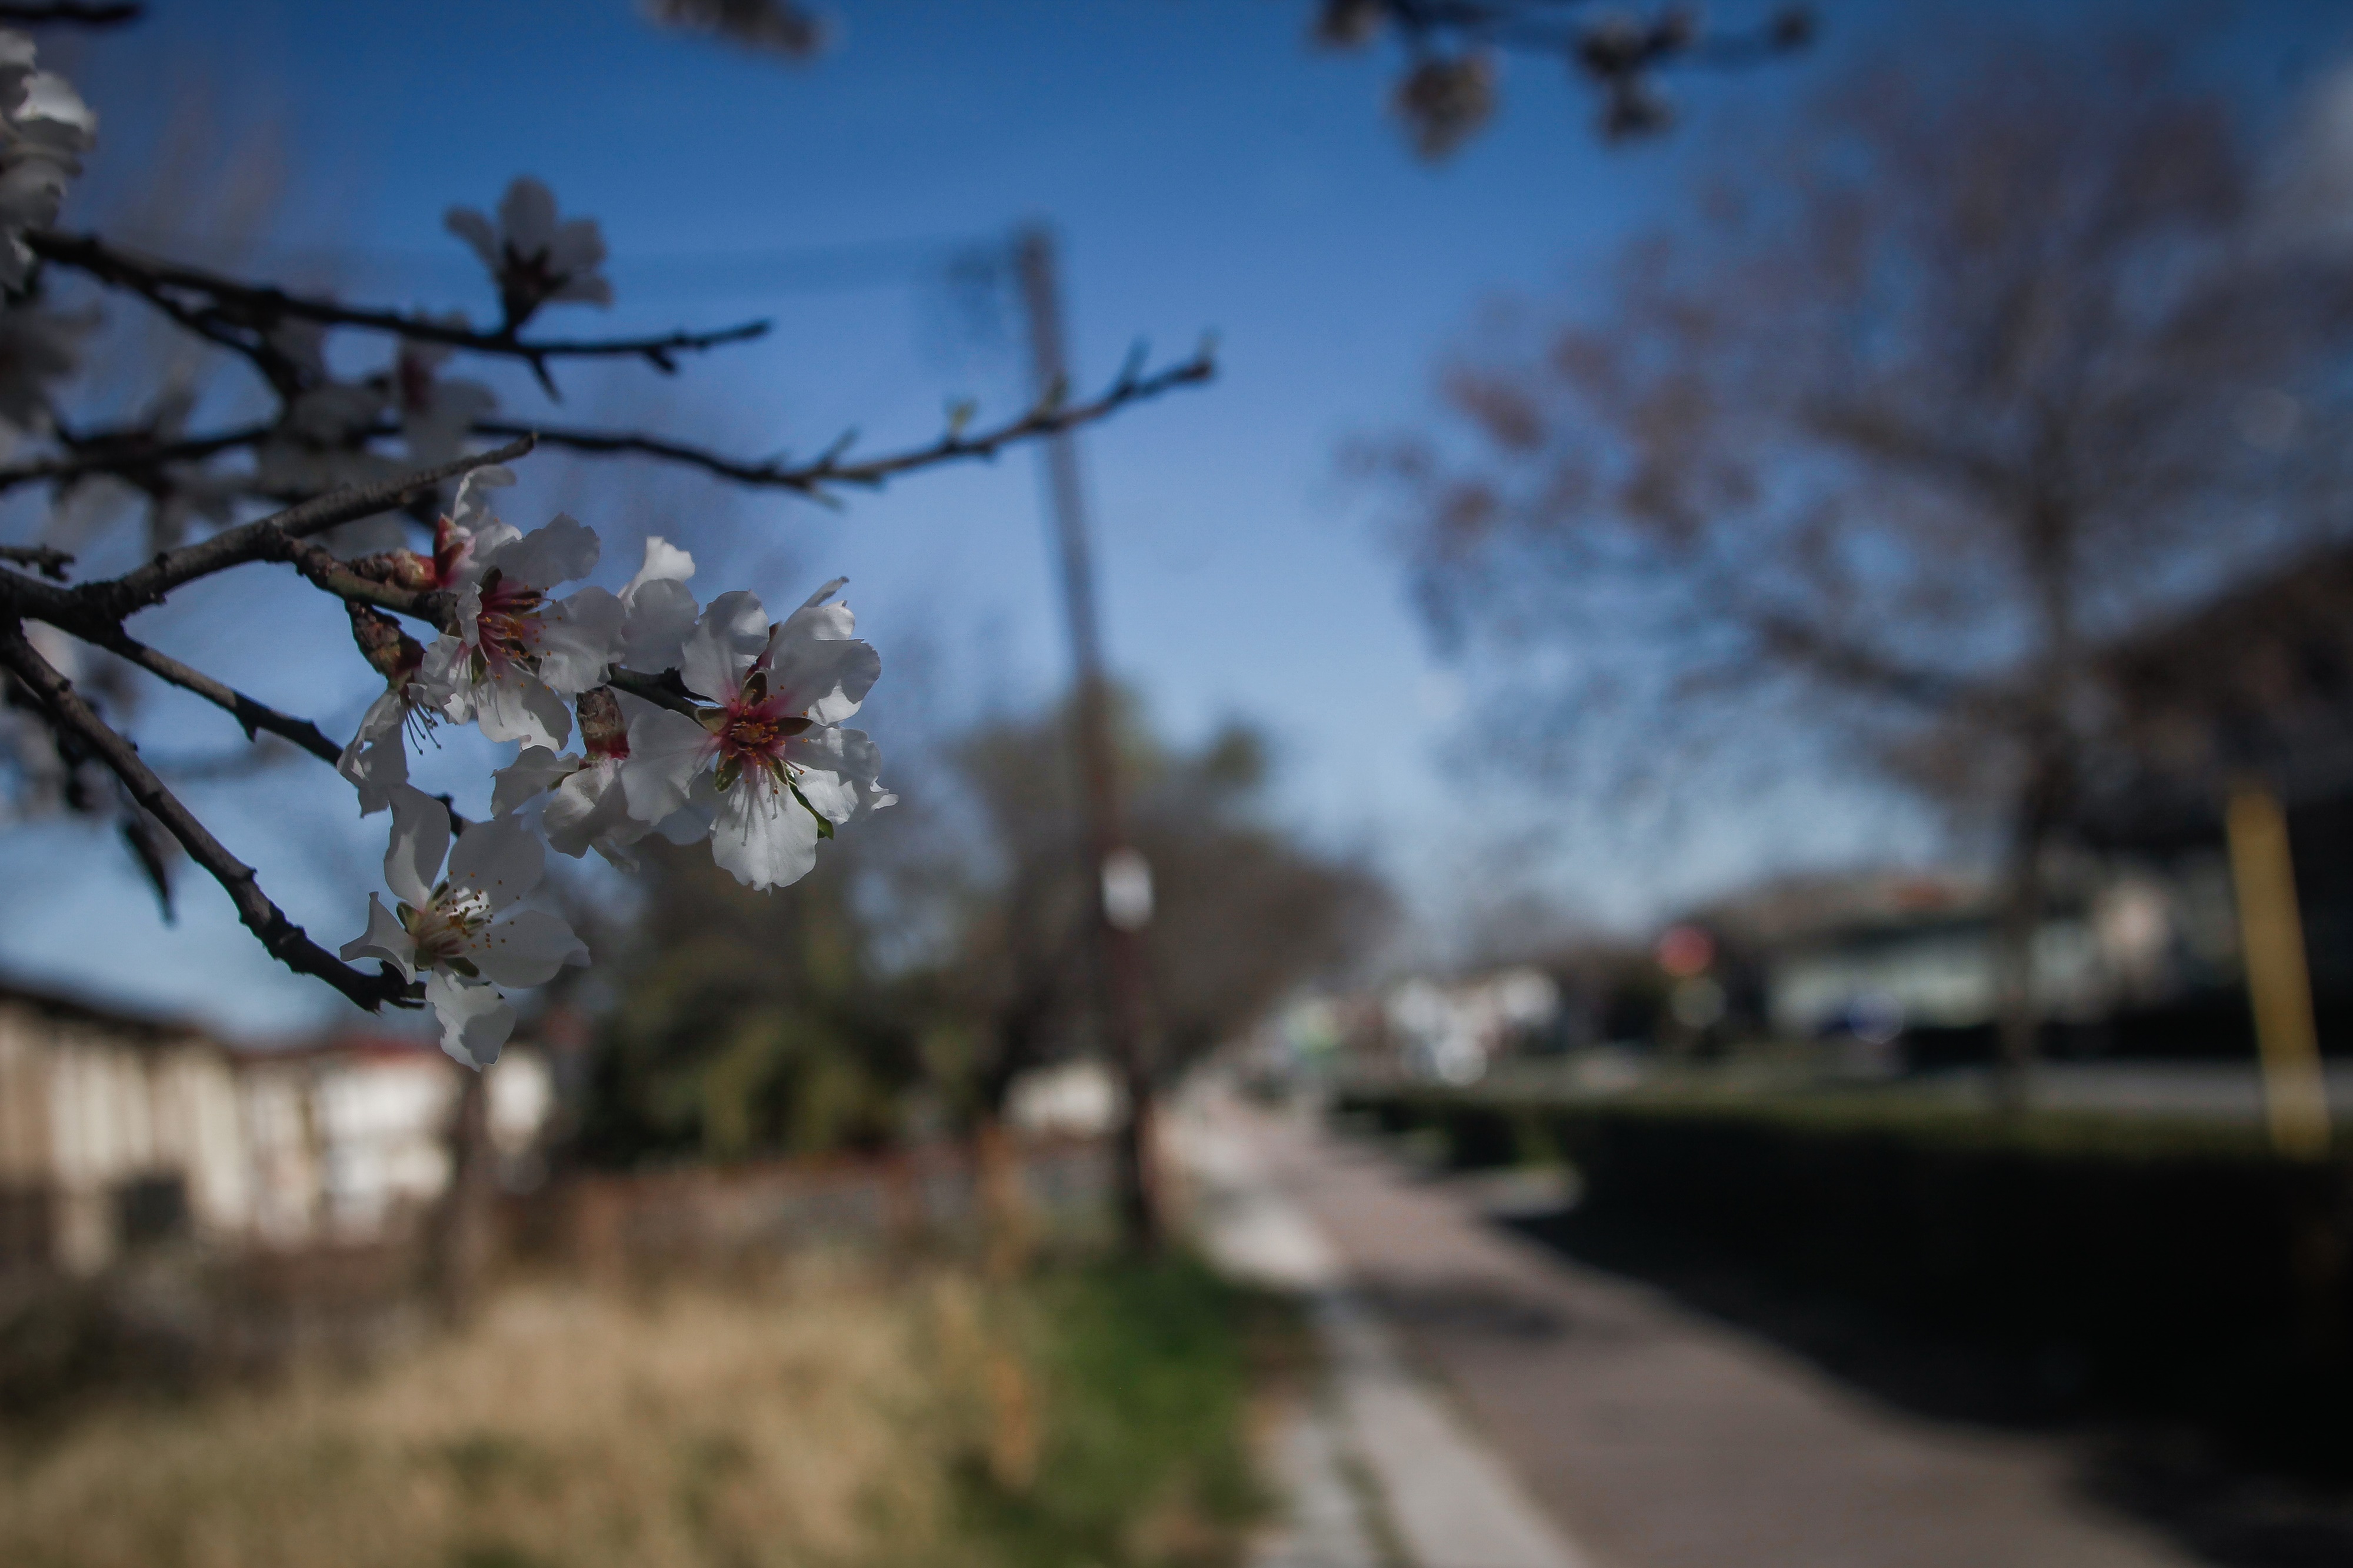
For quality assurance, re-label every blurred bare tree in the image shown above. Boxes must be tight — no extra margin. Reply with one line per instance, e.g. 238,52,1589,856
1371,36,2353,1106
581,690,1389,1177
1308,0,1814,154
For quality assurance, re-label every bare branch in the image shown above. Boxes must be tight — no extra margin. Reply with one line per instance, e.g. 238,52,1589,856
0,347,1213,515
84,629,342,765
0,543,73,580
0,422,274,498
605,666,704,716
28,231,769,381
0,618,416,1012
76,435,533,620
0,3,142,24
478,345,1219,496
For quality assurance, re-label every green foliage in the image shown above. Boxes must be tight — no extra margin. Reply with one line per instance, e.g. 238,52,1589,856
951,1256,1277,1568
579,837,930,1166
1341,1084,2353,1457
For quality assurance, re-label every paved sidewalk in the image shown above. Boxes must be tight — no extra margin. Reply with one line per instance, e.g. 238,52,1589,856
1172,1086,1591,1568
1181,1083,2200,1568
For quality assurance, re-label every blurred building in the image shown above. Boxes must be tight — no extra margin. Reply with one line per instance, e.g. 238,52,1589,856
1380,968,1563,1084
0,980,551,1276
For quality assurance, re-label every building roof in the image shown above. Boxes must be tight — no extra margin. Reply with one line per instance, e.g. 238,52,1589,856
0,976,221,1049
2081,540,2353,846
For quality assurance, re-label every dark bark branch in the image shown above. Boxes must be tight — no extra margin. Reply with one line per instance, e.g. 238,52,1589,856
84,630,342,765
604,666,705,716
0,422,274,496
0,543,72,580
0,347,1211,514
0,618,416,1012
74,435,532,620
0,3,141,24
476,344,1218,495
28,231,768,378
1744,606,1978,713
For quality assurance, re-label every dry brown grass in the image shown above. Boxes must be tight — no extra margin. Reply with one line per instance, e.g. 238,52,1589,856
0,1256,1003,1568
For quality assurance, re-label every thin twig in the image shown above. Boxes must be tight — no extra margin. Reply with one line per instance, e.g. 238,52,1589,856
0,543,74,580
605,666,704,716
0,619,416,1012
0,348,1214,512
28,231,769,379
88,630,342,764
75,435,532,620
0,422,275,496
476,346,1219,495
0,2,142,24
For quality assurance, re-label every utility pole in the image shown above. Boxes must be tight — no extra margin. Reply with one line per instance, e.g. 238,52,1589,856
1013,222,1160,1249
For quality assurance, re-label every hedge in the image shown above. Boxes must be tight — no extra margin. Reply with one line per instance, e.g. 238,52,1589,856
1334,1086,2353,1454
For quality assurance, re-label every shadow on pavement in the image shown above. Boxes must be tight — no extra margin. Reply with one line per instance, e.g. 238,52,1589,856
1500,1203,2353,1568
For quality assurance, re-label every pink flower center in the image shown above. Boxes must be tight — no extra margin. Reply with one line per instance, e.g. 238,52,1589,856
472,572,546,674
716,693,810,765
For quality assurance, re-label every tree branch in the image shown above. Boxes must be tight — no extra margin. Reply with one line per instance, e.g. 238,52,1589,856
476,344,1219,496
0,618,416,1012
0,421,275,498
75,435,532,620
0,543,73,580
85,629,342,765
28,231,769,379
0,2,142,24
605,666,705,716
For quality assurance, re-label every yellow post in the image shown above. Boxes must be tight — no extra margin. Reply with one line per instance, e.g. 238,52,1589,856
2225,780,2331,1157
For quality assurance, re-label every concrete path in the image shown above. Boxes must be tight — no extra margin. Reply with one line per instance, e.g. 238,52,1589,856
1172,1086,1591,1568
1175,1082,2202,1568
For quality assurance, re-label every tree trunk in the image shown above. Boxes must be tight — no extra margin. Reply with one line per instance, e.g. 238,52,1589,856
1113,1060,1159,1255
1992,749,2065,1116
424,1069,497,1326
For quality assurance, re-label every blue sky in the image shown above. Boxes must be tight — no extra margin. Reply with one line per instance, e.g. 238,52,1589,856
4,0,2349,1033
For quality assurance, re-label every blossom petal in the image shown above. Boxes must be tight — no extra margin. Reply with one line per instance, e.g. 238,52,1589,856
339,892,418,982
446,812,545,915
384,785,449,910
416,632,468,717
679,590,770,705
491,745,580,817
545,758,653,860
710,776,819,890
621,577,697,673
619,704,714,822
534,586,625,695
338,689,413,816
547,215,608,278
765,628,879,726
499,176,558,258
486,511,599,590
338,727,409,816
444,206,500,270
426,970,512,1071
783,724,884,823
472,668,574,749
622,535,696,599
466,908,588,989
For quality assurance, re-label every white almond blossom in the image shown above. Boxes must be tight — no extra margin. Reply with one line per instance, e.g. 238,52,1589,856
491,688,674,868
339,785,587,1069
0,32,94,289
445,176,612,328
418,506,625,750
336,605,435,815
620,579,889,890
619,534,698,673
0,300,93,459
386,323,495,466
